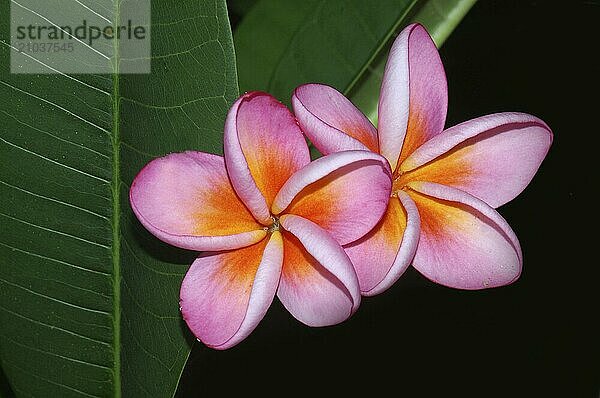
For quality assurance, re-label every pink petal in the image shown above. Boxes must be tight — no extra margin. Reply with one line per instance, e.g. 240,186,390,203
292,83,379,154
399,112,553,207
378,23,448,171
224,91,310,224
272,150,391,245
180,232,283,350
130,152,266,251
345,191,420,296
407,181,522,290
278,214,360,326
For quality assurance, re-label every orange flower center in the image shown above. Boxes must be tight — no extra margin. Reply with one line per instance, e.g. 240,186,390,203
391,170,412,196
265,215,280,232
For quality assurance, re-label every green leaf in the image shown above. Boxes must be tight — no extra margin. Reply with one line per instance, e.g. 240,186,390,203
228,0,259,18
234,0,476,117
0,366,14,398
235,0,417,104
413,0,478,46
351,0,478,123
0,0,238,397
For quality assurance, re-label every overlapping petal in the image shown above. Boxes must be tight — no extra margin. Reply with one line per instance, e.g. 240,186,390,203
345,191,420,296
131,17,554,352
129,151,266,251
407,182,522,290
378,23,448,171
272,150,391,245
224,91,310,224
180,232,283,350
292,83,379,154
285,23,550,296
399,113,553,207
278,215,360,326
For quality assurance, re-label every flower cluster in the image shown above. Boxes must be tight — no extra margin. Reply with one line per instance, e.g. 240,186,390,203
130,24,552,349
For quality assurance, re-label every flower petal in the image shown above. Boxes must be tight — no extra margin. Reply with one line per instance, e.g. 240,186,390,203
345,191,420,296
180,232,283,350
272,150,391,245
224,92,310,224
130,151,266,251
407,181,522,290
278,214,360,326
378,23,448,171
399,113,553,207
292,83,379,154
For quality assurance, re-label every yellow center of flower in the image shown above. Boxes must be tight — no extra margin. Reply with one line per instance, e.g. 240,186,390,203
265,215,280,233
391,170,411,197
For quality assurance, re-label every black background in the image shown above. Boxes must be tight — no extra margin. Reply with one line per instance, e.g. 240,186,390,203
176,1,599,396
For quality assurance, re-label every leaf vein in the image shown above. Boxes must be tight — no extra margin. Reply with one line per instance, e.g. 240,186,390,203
0,80,111,134
0,109,110,160
0,277,111,316
0,212,111,249
0,241,111,276
0,179,109,220
121,312,172,370
122,238,187,276
1,361,104,398
0,136,111,184
0,305,111,347
1,332,112,371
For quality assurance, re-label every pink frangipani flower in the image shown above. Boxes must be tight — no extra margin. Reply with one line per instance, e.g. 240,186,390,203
129,92,392,349
292,24,552,294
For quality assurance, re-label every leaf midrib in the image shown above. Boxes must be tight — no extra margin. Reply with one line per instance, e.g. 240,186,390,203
110,0,122,396
262,0,420,97
342,0,420,96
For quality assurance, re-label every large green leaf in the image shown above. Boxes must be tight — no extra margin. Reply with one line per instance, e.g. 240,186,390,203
0,0,238,397
234,0,476,115
235,0,417,103
350,0,478,123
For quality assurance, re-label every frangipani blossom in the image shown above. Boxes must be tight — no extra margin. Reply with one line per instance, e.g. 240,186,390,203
292,23,552,294
130,92,392,349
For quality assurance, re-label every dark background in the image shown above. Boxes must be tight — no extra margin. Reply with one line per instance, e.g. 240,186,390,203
176,1,599,396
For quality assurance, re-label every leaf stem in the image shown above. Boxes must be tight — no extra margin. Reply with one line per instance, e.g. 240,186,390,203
111,0,122,396
343,0,420,96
